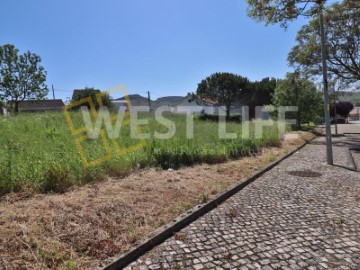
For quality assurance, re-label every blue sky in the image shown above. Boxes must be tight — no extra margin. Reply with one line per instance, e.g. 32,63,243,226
0,0,308,101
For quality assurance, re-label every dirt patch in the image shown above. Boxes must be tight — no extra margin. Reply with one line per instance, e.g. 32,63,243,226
0,131,314,269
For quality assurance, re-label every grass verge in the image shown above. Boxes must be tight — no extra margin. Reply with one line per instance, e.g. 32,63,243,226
0,112,284,195
0,131,314,269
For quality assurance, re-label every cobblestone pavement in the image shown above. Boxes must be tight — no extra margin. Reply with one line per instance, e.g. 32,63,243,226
125,135,360,270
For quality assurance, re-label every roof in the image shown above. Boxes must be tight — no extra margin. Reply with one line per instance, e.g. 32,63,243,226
18,99,65,111
115,94,149,107
349,107,360,117
72,89,102,100
111,100,129,104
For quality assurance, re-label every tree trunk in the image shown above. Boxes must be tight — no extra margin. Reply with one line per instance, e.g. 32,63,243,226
14,102,19,113
226,106,230,119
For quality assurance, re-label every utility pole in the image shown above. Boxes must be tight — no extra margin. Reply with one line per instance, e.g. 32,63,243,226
147,91,151,111
52,84,55,100
333,84,338,135
318,0,333,165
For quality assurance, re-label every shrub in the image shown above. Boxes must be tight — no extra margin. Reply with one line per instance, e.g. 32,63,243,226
198,113,241,122
40,167,72,194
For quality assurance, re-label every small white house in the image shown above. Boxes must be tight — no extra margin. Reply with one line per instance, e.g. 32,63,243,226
1,107,9,116
170,96,217,115
111,100,129,112
349,107,360,121
111,100,150,112
169,97,246,116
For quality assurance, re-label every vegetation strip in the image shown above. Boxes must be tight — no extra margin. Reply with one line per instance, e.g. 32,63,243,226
99,136,313,270
0,112,283,195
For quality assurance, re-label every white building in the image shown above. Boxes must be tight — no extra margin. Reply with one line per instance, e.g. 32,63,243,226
1,107,8,116
111,100,129,112
349,107,360,121
170,97,216,114
111,100,150,112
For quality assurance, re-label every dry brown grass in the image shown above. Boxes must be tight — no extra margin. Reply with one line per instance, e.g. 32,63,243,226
0,131,314,269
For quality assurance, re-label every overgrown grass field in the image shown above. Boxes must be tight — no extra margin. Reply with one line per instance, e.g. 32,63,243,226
0,112,285,195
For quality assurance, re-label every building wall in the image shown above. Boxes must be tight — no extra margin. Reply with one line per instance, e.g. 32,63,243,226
111,100,128,112
173,105,216,115
111,100,151,112
349,107,360,121
171,105,245,116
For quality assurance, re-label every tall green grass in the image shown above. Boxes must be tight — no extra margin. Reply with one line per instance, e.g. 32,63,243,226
0,112,287,195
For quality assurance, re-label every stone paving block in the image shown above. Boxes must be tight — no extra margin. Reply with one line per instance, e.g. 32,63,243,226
125,136,360,270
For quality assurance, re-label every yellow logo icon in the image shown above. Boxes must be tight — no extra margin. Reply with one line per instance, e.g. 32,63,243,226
63,85,146,168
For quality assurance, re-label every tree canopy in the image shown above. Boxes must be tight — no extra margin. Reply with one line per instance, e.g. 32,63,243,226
242,77,278,118
196,72,249,118
246,0,359,27
272,72,323,129
246,0,319,28
331,101,354,119
288,1,360,82
71,87,112,110
0,44,48,112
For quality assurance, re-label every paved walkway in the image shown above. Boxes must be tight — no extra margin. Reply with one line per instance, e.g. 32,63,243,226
317,123,360,135
125,134,360,270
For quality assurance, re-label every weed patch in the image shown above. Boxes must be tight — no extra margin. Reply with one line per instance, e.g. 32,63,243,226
0,112,288,195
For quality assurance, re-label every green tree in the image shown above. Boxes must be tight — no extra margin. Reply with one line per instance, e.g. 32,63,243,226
195,72,249,118
246,0,319,28
246,0,358,25
272,72,323,129
71,87,112,110
288,1,360,82
246,0,347,165
0,44,48,113
331,101,354,119
254,78,277,103
242,77,278,118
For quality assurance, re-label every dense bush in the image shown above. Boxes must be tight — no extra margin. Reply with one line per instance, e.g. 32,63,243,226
330,101,354,119
198,113,241,122
71,87,112,110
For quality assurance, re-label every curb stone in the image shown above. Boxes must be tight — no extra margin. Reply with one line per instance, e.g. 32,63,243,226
349,148,360,171
98,138,313,270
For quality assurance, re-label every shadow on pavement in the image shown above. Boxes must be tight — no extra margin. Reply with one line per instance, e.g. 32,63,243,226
308,135,360,172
